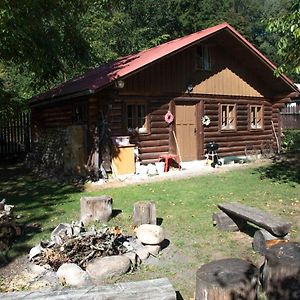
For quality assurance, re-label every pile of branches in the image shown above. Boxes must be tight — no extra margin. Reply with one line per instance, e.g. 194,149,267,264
33,227,128,271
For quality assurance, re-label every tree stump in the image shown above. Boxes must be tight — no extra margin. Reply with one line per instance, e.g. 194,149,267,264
133,201,156,226
195,258,259,300
252,229,290,255
261,242,300,300
80,195,112,225
212,212,240,231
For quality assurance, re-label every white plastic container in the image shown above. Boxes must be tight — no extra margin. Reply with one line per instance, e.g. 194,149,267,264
155,162,165,175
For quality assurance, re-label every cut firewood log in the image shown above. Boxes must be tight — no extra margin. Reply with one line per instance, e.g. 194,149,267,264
212,212,240,231
80,195,112,225
133,201,156,226
252,229,290,255
261,242,300,300
195,258,259,300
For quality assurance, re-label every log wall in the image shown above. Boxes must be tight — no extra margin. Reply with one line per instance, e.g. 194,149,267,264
202,96,274,157
108,97,171,164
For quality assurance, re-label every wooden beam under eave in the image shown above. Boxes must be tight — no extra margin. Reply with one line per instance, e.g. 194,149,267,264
274,91,299,101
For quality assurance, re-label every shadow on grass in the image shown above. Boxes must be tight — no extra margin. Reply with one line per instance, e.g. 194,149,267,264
254,152,300,185
0,162,83,261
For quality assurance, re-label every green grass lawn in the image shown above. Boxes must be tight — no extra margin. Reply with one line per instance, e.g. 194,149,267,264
0,161,299,299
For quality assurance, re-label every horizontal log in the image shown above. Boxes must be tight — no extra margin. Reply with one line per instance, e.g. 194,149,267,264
139,151,169,161
204,104,218,110
151,121,169,128
219,150,245,157
139,145,169,154
150,109,168,115
204,130,272,137
42,106,72,114
204,134,273,143
138,134,169,141
150,115,165,121
43,122,72,128
218,203,292,237
150,128,169,134
0,278,176,300
138,140,169,147
218,146,246,153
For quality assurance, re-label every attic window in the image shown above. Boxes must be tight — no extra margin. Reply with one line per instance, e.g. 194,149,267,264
196,45,211,71
221,104,236,130
73,102,87,124
250,105,263,129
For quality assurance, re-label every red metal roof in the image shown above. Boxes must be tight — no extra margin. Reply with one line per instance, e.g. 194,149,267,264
31,22,297,104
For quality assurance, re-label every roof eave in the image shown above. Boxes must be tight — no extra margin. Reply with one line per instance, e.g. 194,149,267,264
30,89,95,108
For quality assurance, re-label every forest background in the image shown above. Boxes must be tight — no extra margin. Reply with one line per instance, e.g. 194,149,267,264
0,0,299,116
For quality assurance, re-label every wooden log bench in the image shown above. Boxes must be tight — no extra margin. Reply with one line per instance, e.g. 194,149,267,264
0,278,176,300
218,202,292,237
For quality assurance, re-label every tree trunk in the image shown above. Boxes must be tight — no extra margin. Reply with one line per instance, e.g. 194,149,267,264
261,242,300,300
195,258,259,300
133,201,156,226
252,229,290,255
80,195,112,225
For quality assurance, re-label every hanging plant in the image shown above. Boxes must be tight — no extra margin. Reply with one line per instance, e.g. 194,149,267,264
202,115,211,126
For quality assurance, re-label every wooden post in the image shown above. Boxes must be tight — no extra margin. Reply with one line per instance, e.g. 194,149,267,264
195,258,259,300
133,201,156,226
80,195,112,225
252,229,290,255
212,212,239,231
261,242,300,300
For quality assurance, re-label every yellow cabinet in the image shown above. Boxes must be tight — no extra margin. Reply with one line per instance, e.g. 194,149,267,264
112,144,135,175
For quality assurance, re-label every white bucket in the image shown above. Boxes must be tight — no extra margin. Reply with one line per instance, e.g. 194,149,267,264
155,162,165,175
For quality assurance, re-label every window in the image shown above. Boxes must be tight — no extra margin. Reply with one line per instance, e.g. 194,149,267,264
250,105,263,129
73,102,87,124
196,45,211,71
221,104,236,130
126,102,148,134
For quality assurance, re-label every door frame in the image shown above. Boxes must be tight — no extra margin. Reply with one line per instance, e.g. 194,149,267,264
170,98,204,160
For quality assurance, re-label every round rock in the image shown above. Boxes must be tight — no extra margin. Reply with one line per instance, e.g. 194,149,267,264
57,263,91,287
86,255,131,280
136,224,164,245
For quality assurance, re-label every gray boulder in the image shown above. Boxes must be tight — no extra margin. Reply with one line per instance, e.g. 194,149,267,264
86,255,131,280
136,224,164,245
57,263,91,287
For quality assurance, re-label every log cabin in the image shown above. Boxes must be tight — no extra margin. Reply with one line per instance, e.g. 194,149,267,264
29,22,299,177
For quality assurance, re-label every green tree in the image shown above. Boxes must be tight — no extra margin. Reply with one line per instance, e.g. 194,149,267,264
0,0,91,116
267,0,300,78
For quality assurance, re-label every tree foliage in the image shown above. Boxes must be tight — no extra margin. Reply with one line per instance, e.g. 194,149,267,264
0,0,294,116
267,0,300,78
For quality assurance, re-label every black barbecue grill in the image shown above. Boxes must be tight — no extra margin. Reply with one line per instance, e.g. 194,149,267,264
205,142,222,168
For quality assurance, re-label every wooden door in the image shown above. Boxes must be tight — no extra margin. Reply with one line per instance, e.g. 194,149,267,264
175,103,198,161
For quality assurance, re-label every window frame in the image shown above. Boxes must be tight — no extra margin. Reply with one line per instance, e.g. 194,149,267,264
125,100,149,135
220,103,237,131
72,102,88,124
249,104,263,130
195,44,212,71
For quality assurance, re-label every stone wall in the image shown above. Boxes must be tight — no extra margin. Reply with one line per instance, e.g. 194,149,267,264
27,125,91,178
26,127,67,177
